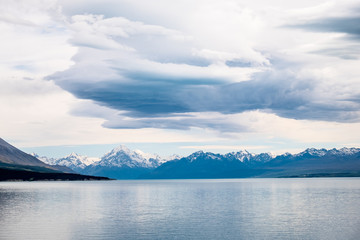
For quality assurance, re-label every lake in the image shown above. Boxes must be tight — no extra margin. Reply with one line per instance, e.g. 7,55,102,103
0,178,359,240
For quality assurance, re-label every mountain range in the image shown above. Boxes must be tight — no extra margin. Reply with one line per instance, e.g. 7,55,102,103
33,144,360,179
146,148,360,179
0,138,110,181
34,145,180,179
32,152,100,173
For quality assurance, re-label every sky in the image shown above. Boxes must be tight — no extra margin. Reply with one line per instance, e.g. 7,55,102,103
1,0,360,158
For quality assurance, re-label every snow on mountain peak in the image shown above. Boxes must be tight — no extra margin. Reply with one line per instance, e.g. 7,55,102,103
232,150,253,162
33,152,100,170
66,152,81,158
96,145,164,168
294,147,360,157
187,151,205,161
112,145,131,153
330,147,360,155
134,149,161,161
344,147,359,153
106,145,134,158
192,150,204,155
32,145,360,174
295,148,327,157
31,153,57,165
224,149,262,162
185,151,224,162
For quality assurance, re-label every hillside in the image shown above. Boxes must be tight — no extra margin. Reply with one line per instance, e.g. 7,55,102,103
0,138,111,181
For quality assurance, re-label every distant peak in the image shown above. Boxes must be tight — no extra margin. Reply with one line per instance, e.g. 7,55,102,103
190,150,205,156
66,152,81,158
186,151,222,161
112,145,131,153
134,149,145,155
236,149,251,154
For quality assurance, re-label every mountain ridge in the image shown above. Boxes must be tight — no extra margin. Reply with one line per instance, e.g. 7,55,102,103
32,152,100,172
144,147,360,179
32,144,360,179
34,145,181,179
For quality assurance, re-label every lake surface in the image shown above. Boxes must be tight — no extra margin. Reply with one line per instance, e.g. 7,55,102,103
0,178,359,240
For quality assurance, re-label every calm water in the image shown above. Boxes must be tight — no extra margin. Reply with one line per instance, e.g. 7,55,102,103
0,178,359,240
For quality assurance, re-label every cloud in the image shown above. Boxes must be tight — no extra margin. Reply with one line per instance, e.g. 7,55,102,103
49,12,265,124
310,45,360,60
101,112,250,132
46,1,360,132
288,17,360,37
285,13,360,59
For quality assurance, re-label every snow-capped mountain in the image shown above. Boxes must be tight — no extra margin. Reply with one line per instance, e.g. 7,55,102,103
144,150,254,179
91,145,181,168
294,148,328,157
181,149,274,164
328,147,360,156
31,146,360,179
225,150,274,163
33,153,100,172
180,149,274,165
186,151,222,162
31,153,57,165
225,150,253,162
143,147,360,179
94,145,162,168
33,145,180,178
292,147,360,158
55,153,100,170
81,145,180,179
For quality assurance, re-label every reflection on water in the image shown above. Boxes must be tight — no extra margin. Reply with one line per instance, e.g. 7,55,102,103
0,178,360,240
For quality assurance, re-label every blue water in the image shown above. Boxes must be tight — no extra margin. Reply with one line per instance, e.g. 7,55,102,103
0,178,359,240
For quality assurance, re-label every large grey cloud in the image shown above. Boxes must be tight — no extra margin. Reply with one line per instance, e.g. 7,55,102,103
48,8,360,130
51,54,360,126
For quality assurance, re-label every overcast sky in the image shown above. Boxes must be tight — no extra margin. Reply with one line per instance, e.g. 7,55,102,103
1,0,360,157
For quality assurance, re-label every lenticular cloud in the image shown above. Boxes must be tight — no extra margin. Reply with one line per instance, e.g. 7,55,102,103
48,5,360,130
